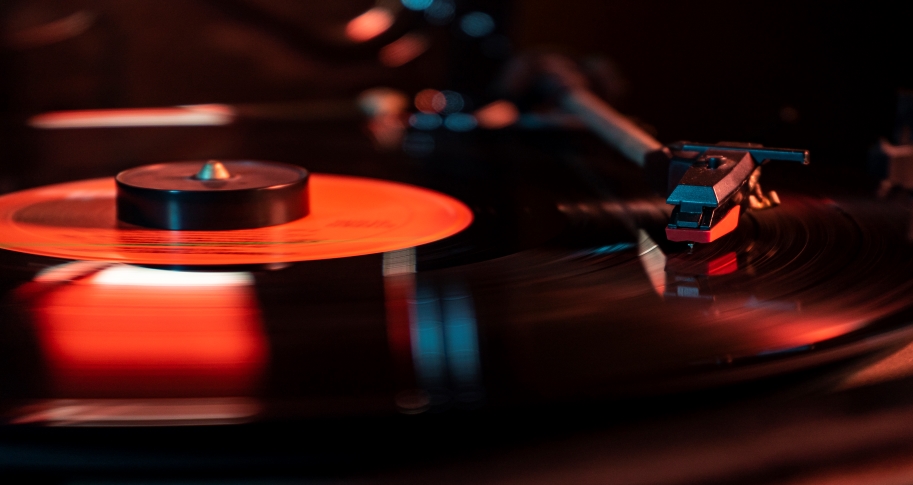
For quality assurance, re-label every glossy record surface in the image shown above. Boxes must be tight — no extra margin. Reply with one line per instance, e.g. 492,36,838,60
0,174,473,265
0,120,912,425
1,183,913,424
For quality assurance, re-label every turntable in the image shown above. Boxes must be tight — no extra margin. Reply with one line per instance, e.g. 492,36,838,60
3,1,913,483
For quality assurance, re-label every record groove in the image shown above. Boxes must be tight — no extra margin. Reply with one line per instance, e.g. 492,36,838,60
0,174,473,265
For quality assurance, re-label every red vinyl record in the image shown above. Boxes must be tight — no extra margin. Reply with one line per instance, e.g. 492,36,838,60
0,174,473,265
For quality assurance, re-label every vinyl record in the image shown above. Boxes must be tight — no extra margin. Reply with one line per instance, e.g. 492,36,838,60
2,180,913,424
0,174,473,265
456,190,913,402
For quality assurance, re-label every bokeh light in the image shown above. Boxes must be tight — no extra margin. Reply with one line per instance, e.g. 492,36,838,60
345,7,395,43
379,34,429,67
424,0,455,24
460,11,495,37
415,89,444,113
409,113,443,130
444,113,477,132
474,100,519,129
401,0,434,11
438,90,464,114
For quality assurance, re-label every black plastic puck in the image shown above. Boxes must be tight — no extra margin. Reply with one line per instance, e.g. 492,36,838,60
116,160,309,230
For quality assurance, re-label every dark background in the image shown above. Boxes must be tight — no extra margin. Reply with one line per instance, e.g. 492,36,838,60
2,1,911,176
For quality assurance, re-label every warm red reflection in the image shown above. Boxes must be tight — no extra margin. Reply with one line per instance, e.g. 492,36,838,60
415,89,444,113
383,251,418,394
11,397,261,426
475,100,520,129
666,206,741,243
28,104,235,129
345,7,395,42
27,265,267,398
705,252,738,276
379,34,429,67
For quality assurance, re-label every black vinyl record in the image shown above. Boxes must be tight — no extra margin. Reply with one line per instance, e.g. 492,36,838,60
2,152,913,424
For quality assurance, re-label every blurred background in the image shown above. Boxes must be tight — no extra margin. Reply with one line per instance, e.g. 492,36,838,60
1,0,912,190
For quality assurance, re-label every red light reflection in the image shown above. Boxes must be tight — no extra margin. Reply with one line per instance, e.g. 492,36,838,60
474,100,519,129
26,265,267,398
28,104,235,129
345,7,395,42
379,34,429,67
415,89,445,113
666,207,741,243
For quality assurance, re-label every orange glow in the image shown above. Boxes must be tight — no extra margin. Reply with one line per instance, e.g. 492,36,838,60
384,273,418,383
11,397,261,426
666,206,741,243
90,265,253,286
706,252,739,276
358,87,409,117
759,317,865,350
27,265,267,397
474,100,519,129
28,104,235,129
379,34,429,67
0,174,473,265
7,10,95,49
798,322,862,343
665,250,738,277
345,7,395,42
415,89,444,113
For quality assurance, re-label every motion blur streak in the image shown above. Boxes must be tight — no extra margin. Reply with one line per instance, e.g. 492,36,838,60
90,265,253,287
11,398,260,427
637,229,666,297
27,264,268,400
379,34,430,67
6,10,95,49
411,281,483,406
28,104,235,129
383,249,425,411
345,7,395,43
383,249,483,410
413,282,447,390
441,284,482,400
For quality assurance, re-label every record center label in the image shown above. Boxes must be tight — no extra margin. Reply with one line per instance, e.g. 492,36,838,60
0,174,473,265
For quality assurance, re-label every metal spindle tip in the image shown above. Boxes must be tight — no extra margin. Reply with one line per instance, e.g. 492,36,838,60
194,160,231,181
